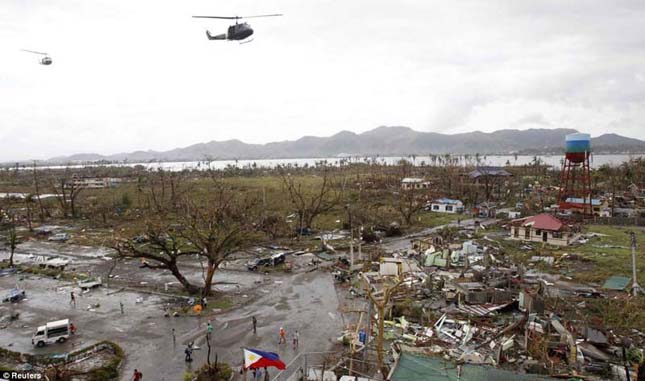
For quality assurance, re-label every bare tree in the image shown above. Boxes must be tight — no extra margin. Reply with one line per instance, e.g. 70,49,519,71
137,169,190,215
394,187,427,226
49,169,85,218
280,167,341,235
24,194,35,231
177,183,255,297
32,162,48,221
7,216,19,268
115,178,256,297
114,223,203,294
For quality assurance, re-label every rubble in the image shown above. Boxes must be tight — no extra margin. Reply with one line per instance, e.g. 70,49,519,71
344,226,645,381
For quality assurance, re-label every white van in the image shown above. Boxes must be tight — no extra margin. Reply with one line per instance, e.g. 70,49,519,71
32,319,72,347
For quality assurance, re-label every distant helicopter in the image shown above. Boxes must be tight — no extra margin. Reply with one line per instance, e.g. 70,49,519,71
22,49,52,65
192,14,282,42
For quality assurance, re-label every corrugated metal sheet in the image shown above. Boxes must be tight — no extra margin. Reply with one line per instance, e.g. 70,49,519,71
456,305,491,316
390,353,557,381
602,275,631,290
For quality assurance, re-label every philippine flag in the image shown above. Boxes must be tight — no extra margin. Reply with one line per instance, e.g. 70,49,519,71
244,348,287,370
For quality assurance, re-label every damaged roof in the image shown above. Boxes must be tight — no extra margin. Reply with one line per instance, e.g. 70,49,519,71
469,167,513,179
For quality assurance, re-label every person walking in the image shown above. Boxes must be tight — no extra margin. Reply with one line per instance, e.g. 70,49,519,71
207,320,213,339
252,316,257,334
131,369,142,381
172,328,176,345
185,342,194,362
70,291,76,307
120,301,124,314
279,327,286,344
292,330,299,350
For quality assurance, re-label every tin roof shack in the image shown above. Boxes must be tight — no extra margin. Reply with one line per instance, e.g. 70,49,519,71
473,201,498,218
509,214,578,246
453,281,491,304
380,258,422,277
564,197,607,216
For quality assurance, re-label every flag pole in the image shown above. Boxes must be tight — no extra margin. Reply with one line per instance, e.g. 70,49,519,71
243,350,247,381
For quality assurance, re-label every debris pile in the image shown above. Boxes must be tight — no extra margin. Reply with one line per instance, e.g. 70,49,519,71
348,229,645,380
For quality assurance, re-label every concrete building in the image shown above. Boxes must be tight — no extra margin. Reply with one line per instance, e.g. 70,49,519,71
468,166,512,180
65,177,123,189
429,198,464,214
510,214,577,246
564,197,607,216
400,177,431,190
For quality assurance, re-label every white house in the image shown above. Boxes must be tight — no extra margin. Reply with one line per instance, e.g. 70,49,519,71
401,178,431,190
429,198,464,214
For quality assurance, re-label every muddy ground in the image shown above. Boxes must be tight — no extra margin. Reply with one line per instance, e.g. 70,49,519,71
0,241,344,381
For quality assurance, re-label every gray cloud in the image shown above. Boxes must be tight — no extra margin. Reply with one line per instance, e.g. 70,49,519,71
1,0,644,161
511,114,552,128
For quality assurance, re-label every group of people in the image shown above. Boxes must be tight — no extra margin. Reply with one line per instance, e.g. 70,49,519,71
251,316,299,350
278,325,299,350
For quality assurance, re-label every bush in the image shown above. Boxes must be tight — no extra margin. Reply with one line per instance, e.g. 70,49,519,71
194,362,233,381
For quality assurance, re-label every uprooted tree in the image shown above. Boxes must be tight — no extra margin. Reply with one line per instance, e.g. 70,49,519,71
114,174,259,297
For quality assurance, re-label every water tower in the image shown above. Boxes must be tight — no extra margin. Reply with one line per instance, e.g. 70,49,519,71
558,133,593,215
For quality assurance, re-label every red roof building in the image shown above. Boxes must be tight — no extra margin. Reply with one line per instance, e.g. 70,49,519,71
510,214,576,246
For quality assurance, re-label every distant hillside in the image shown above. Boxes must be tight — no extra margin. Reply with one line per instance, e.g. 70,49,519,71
45,127,645,163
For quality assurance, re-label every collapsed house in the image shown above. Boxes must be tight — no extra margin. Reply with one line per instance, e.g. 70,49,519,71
347,223,645,381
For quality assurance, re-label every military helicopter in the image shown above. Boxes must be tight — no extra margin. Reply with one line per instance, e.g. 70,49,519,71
22,49,52,65
192,14,282,42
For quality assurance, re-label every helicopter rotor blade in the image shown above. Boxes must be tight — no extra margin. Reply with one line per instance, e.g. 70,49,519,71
192,14,282,20
239,14,283,19
192,16,240,19
21,49,48,55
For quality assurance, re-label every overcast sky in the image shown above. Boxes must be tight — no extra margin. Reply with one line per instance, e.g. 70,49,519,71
1,0,644,161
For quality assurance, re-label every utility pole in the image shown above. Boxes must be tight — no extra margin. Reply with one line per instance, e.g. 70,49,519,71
347,203,354,266
630,232,643,296
358,225,363,262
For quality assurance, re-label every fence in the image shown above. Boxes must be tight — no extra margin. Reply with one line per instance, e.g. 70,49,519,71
591,216,645,226
269,351,338,381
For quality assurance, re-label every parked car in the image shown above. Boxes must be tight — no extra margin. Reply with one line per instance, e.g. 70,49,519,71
48,233,69,242
247,252,288,271
32,319,74,347
2,288,26,303
132,235,148,244
247,257,273,271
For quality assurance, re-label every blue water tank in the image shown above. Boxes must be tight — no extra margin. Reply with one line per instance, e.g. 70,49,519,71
565,133,591,154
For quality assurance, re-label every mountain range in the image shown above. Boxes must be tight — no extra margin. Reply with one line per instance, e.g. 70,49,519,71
47,127,645,163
